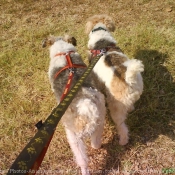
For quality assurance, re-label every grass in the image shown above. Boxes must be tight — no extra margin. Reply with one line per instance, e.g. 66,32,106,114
0,0,175,174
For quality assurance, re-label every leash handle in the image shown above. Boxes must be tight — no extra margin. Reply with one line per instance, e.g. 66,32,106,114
7,55,101,175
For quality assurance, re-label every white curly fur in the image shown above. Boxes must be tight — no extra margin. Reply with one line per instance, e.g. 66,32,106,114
45,35,106,175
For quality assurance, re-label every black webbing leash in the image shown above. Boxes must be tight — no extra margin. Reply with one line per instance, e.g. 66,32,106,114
7,54,102,175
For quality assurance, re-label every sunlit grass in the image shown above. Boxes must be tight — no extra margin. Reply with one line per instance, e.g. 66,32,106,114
1,0,175,174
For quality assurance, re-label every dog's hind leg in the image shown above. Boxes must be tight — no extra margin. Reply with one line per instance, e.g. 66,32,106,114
65,128,90,175
110,108,129,145
116,119,129,146
91,120,105,149
107,94,129,146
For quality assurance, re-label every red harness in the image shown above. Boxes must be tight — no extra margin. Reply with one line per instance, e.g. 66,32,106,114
54,51,86,102
90,45,116,57
90,48,107,57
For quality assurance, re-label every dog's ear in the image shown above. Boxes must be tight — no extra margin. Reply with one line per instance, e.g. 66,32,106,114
42,36,56,48
104,18,116,32
85,21,94,34
63,35,77,46
68,37,77,46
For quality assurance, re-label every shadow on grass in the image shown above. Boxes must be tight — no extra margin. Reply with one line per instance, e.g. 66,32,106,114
101,49,175,172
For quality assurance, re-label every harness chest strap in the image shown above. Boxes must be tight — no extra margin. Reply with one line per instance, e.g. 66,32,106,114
54,51,86,101
60,71,74,101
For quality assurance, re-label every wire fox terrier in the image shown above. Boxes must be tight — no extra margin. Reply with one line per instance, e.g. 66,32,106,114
85,14,144,146
43,35,106,175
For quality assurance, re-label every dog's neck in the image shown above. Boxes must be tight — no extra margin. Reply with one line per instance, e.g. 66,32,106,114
88,25,116,50
50,40,76,59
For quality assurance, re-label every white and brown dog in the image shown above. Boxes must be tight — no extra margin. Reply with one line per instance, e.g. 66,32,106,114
43,35,106,175
86,15,144,146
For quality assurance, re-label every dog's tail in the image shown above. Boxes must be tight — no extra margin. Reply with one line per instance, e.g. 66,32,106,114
123,59,144,86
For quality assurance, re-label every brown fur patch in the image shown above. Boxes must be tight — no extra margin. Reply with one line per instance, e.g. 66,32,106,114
85,14,115,34
105,52,127,80
63,35,77,46
106,49,129,100
42,36,56,48
110,76,128,100
108,46,123,53
93,39,116,49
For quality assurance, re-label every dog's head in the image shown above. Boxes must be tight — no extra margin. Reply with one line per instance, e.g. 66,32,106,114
42,34,77,48
85,14,116,34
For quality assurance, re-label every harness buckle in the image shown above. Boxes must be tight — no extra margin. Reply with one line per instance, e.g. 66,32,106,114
68,68,75,73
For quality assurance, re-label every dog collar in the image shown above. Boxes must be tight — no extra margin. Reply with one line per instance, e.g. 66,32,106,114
92,27,107,33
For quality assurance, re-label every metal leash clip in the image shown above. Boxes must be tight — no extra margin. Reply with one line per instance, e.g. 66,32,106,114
99,48,107,56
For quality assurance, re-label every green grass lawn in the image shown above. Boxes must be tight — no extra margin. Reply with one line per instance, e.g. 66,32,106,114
0,0,175,174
